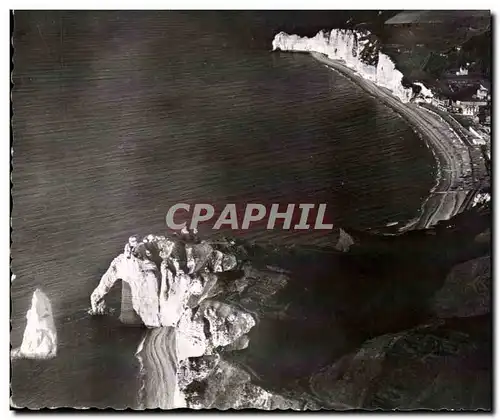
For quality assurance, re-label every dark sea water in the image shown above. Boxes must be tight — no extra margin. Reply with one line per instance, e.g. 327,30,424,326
11,11,435,408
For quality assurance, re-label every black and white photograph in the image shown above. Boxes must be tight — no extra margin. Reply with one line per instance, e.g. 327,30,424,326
9,9,492,410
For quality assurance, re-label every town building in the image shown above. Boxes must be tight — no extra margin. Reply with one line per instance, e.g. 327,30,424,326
453,100,488,117
475,83,490,100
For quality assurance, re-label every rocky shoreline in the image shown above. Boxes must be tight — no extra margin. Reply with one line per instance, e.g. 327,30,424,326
88,232,297,408
84,195,491,410
78,30,493,407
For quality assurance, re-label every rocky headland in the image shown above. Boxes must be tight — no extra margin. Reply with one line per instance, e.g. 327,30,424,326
88,200,491,410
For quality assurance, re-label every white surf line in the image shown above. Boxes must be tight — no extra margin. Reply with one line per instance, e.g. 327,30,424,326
311,51,469,230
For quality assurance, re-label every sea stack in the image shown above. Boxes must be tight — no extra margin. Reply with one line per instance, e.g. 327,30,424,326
12,289,57,360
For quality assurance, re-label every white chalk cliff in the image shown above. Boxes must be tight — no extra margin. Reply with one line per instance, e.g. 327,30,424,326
414,82,434,102
90,254,162,327
272,30,414,103
12,289,57,359
90,236,239,331
91,234,281,408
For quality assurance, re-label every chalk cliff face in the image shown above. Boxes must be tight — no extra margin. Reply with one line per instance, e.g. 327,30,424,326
174,300,256,361
91,232,303,409
90,255,162,327
90,235,241,330
172,261,307,410
92,205,491,410
272,30,414,103
12,289,57,360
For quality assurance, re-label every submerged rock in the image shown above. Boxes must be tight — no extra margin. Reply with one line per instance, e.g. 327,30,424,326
334,228,355,252
12,289,57,360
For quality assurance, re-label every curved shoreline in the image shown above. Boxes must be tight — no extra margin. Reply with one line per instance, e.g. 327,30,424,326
309,51,473,230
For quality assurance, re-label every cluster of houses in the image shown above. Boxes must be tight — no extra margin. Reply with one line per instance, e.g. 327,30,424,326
418,80,491,148
382,11,491,164
453,83,490,117
430,83,489,116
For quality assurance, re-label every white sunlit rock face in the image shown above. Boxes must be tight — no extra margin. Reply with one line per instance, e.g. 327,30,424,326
90,255,162,327
93,234,256,409
12,289,57,360
91,234,309,409
89,235,241,334
90,235,240,328
272,29,414,103
414,82,434,102
159,266,193,328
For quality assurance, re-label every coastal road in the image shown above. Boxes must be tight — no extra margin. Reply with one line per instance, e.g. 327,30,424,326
310,52,472,229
